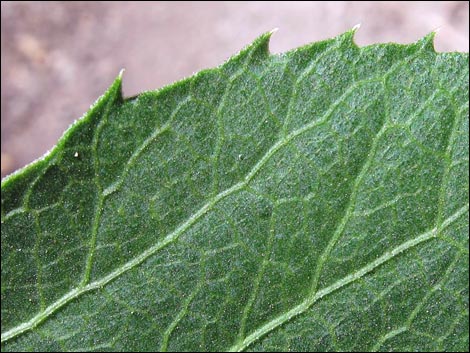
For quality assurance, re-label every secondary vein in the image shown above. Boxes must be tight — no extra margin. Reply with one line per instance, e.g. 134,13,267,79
0,33,445,345
2,204,466,344
228,204,468,352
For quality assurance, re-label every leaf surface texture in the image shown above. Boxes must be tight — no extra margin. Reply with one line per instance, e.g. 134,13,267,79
1,30,469,352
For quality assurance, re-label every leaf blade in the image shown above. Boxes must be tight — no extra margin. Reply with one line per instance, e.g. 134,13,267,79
2,30,468,351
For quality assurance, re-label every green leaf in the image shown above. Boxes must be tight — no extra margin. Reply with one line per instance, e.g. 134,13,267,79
1,29,469,352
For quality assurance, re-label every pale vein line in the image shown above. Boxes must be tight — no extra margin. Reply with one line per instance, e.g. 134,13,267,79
1,78,349,341
434,90,464,229
159,282,203,352
308,113,388,294
298,44,439,335
0,181,245,343
354,189,423,217
243,78,379,183
403,253,462,328
2,206,27,221
102,97,189,197
32,212,45,311
438,313,467,348
280,36,344,137
81,90,118,285
371,326,407,351
372,249,464,351
228,204,468,352
208,72,234,196
307,84,440,302
237,203,277,342
1,34,436,343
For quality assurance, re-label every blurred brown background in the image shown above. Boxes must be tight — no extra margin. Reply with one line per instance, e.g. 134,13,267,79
1,1,469,177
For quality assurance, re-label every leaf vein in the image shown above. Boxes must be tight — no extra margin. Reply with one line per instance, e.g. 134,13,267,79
229,204,468,352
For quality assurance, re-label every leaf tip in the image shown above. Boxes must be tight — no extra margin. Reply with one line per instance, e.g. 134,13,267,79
245,30,275,64
108,69,124,102
254,30,275,54
225,31,274,71
337,26,360,49
352,23,361,32
419,31,437,53
118,68,126,80
269,28,279,36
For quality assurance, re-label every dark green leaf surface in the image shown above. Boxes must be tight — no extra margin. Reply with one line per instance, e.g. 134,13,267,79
1,30,469,352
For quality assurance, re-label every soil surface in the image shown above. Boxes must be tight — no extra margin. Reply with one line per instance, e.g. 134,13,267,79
1,1,469,177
